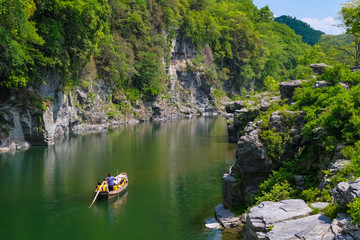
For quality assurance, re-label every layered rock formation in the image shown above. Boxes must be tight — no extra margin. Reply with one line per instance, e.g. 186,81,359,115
223,108,306,208
225,94,280,143
0,33,221,153
222,73,352,209
333,178,360,206
245,199,360,240
221,71,360,239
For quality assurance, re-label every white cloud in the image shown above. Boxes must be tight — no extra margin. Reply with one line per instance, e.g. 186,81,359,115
301,17,345,35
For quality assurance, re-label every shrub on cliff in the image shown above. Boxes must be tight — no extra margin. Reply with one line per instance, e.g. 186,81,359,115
348,198,360,224
255,180,295,203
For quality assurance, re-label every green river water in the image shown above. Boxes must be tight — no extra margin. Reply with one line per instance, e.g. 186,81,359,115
0,117,237,240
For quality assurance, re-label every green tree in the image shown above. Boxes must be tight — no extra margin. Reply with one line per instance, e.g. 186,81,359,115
0,0,44,89
135,50,165,95
348,198,360,224
340,0,360,65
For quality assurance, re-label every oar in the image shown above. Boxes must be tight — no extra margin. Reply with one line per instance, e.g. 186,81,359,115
89,181,106,208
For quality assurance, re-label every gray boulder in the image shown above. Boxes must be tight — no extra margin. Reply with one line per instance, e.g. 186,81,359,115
225,100,245,113
311,202,330,210
333,178,360,205
235,121,272,202
205,218,222,229
331,213,360,239
310,63,331,75
222,171,242,209
319,159,351,189
244,199,313,239
279,80,305,101
267,214,333,240
223,121,271,208
351,66,360,72
214,204,240,228
295,175,306,190
340,82,350,90
314,81,332,89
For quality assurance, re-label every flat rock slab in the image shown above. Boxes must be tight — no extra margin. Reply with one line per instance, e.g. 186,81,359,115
267,214,332,240
215,204,240,228
205,218,222,229
311,202,329,210
248,199,312,230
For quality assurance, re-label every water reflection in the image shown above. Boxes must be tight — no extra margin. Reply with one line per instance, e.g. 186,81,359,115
0,117,236,240
107,192,128,224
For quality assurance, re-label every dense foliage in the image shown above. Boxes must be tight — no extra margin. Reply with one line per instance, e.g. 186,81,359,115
339,0,360,65
274,15,324,46
5,0,360,226
0,0,309,98
242,1,360,217
251,67,360,222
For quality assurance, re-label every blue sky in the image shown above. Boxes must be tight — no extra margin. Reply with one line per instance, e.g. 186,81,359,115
252,0,348,35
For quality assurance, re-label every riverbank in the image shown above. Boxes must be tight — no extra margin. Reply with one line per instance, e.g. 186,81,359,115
218,64,360,239
0,32,227,153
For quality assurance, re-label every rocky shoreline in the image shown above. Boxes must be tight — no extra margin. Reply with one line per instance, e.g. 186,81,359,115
0,33,224,153
206,64,360,239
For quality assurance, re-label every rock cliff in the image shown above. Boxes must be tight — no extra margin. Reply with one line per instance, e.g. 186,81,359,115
0,32,221,153
223,100,306,207
222,74,351,209
221,71,360,239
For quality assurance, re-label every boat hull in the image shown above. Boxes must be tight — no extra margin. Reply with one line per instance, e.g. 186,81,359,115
96,173,128,200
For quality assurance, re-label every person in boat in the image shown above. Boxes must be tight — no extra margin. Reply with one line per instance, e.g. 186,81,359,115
96,182,101,191
96,181,107,192
106,173,116,192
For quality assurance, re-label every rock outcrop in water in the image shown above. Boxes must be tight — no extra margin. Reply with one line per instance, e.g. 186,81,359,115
0,32,222,153
222,72,353,209
223,104,306,207
220,69,360,239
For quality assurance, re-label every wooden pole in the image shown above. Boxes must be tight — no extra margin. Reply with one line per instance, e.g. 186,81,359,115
89,181,106,208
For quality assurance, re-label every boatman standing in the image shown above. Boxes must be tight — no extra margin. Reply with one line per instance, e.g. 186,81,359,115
106,173,116,192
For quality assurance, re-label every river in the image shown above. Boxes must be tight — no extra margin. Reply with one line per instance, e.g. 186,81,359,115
0,117,237,239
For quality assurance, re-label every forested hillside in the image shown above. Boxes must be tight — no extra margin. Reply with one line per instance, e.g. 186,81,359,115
0,0,310,99
274,15,325,46
222,1,360,235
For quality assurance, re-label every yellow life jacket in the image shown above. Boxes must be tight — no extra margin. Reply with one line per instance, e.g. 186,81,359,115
97,185,101,191
102,185,107,191
114,185,117,191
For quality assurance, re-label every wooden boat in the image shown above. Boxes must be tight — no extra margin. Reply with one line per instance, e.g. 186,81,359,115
96,172,128,200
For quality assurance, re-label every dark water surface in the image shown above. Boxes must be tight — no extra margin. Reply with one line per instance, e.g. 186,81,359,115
0,117,237,240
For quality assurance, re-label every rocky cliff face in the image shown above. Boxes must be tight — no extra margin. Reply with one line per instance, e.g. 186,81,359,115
221,72,360,239
0,32,220,153
222,75,351,209
222,90,306,208
167,33,217,117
